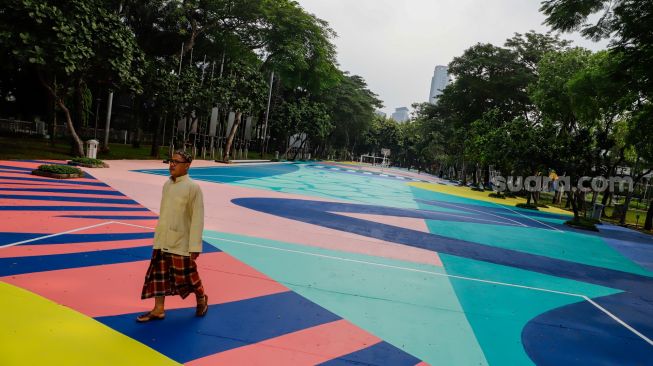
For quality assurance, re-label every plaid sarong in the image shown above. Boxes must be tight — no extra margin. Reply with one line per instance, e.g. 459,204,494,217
141,249,205,299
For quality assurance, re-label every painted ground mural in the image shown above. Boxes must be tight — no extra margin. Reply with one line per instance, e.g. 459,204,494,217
1,160,652,365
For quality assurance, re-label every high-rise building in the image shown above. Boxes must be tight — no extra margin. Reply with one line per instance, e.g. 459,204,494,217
391,107,410,123
374,110,387,118
429,65,449,104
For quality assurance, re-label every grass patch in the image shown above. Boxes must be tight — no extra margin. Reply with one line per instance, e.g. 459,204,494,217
0,136,170,160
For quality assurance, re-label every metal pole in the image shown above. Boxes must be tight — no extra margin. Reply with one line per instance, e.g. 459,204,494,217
103,91,113,150
262,71,274,156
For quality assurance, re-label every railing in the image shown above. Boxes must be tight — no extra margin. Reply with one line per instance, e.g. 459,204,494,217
0,119,46,135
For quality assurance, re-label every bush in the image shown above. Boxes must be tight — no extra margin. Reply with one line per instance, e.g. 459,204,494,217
565,217,599,231
36,164,82,175
71,157,104,166
489,192,506,199
516,203,539,211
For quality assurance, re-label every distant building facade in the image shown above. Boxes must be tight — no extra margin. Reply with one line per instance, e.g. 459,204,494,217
374,110,387,118
391,107,410,123
429,65,449,104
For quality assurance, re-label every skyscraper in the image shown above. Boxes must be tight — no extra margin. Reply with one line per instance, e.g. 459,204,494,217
391,107,410,123
429,65,449,104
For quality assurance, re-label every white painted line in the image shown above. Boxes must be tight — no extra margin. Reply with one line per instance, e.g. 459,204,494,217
203,234,653,347
435,201,529,228
584,297,653,346
0,221,117,249
491,202,564,232
363,172,372,175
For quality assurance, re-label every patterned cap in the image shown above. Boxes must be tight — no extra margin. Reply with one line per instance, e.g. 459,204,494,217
174,149,193,163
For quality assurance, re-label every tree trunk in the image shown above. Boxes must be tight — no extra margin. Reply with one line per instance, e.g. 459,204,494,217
644,199,653,231
620,191,634,225
567,190,580,220
150,113,162,158
38,73,84,157
224,110,242,161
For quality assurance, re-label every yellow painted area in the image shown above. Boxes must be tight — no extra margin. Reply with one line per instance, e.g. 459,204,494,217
0,282,180,366
409,182,572,216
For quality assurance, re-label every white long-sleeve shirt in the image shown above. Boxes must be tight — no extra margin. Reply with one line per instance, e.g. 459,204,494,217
153,174,204,256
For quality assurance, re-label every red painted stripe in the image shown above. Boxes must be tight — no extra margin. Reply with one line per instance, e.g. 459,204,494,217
415,362,431,366
0,252,289,317
0,198,143,208
0,239,153,258
185,319,382,366
1,191,131,200
0,212,156,233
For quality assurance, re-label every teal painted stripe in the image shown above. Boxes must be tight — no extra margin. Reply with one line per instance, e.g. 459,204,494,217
203,230,488,366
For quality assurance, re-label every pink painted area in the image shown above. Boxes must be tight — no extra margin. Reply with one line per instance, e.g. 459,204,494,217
0,252,289,317
333,212,442,266
2,190,134,200
0,198,142,209
0,212,156,234
185,319,381,366
414,362,431,366
0,239,152,258
334,212,430,233
89,160,441,266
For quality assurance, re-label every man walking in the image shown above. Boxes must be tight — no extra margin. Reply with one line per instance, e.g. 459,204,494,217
137,150,208,322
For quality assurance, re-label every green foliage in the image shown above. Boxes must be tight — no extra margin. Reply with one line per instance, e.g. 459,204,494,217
71,157,104,166
36,164,82,175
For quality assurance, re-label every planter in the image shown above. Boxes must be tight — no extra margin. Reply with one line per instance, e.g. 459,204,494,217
32,169,84,179
67,161,109,168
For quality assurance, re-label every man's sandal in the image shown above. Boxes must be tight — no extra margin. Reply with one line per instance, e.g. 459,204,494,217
136,311,165,323
196,295,208,317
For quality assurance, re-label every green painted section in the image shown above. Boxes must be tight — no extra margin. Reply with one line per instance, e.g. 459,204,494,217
423,212,651,277
437,253,620,366
411,186,651,276
203,230,489,366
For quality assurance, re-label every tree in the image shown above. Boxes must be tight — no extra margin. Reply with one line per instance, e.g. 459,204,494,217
221,62,267,161
0,0,143,156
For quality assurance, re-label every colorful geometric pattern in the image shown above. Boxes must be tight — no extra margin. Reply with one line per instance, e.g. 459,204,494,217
2,160,653,365
0,160,427,365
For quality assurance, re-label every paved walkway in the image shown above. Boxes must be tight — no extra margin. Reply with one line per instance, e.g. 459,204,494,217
1,160,652,365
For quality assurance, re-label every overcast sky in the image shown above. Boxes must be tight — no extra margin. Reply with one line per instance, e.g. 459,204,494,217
295,0,609,116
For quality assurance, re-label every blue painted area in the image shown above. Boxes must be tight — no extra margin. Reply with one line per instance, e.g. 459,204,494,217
134,163,301,184
0,206,149,211
96,291,340,363
0,169,30,175
0,188,125,196
598,225,653,272
318,341,422,366
58,215,158,220
231,197,653,297
0,241,220,276
0,194,138,205
522,292,653,365
13,232,154,245
0,165,35,172
0,176,108,186
0,246,153,276
0,233,46,246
